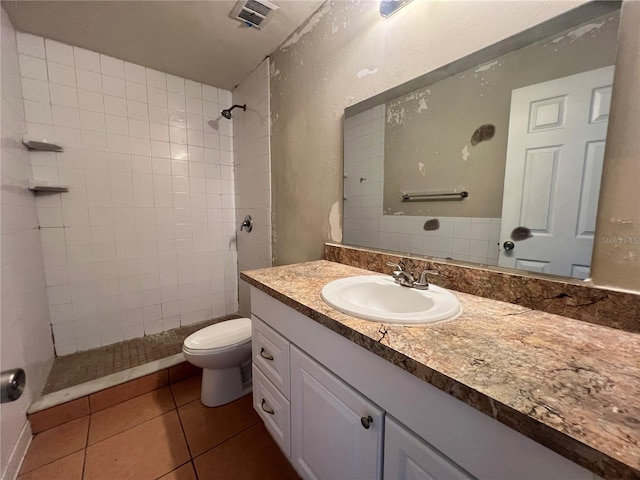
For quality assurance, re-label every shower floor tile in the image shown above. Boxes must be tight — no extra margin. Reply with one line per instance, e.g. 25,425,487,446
42,315,239,395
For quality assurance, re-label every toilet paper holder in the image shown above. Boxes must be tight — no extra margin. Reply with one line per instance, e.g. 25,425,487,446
1,369,26,403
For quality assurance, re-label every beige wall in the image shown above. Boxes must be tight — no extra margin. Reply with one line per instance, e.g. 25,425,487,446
270,0,640,293
591,1,640,292
269,0,585,265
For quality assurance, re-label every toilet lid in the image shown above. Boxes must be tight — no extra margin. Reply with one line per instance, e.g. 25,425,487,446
184,318,251,350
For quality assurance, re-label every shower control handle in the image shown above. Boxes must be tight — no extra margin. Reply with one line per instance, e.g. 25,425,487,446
259,348,274,361
240,215,253,233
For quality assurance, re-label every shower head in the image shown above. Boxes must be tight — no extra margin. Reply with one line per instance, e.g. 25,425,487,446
221,104,247,119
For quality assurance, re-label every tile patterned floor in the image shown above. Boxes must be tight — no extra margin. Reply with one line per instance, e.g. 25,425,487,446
20,375,299,480
43,315,239,394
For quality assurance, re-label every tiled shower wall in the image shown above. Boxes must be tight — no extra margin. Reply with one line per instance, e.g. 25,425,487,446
16,33,238,355
232,59,271,317
0,9,54,477
343,105,500,266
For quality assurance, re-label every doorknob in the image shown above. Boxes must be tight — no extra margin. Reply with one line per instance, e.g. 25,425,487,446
360,415,373,429
503,241,515,251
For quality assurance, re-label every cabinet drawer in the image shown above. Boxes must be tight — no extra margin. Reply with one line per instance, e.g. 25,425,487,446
252,315,290,398
252,363,291,458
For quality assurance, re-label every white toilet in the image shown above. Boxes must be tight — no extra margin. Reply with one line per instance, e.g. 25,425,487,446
182,318,253,407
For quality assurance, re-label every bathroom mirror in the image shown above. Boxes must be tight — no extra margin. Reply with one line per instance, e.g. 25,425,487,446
343,1,621,280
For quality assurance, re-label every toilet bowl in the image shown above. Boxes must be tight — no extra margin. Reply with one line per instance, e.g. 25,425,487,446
182,318,252,407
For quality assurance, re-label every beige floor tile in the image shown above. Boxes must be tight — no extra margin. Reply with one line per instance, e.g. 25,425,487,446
194,424,299,480
88,387,176,444
89,370,168,412
28,397,90,434
19,417,89,475
157,462,197,480
168,362,200,384
178,394,259,457
17,450,84,480
84,411,189,480
170,375,202,407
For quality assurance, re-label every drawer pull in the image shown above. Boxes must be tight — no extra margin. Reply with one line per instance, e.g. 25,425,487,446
261,398,275,415
361,415,373,429
260,348,274,361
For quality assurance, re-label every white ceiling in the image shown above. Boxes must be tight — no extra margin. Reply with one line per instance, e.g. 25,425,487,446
2,0,324,90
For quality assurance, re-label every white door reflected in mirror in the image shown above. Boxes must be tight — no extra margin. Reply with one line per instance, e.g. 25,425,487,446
499,66,614,279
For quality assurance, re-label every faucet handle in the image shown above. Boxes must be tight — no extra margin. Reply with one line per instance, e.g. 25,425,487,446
413,269,439,290
386,261,405,272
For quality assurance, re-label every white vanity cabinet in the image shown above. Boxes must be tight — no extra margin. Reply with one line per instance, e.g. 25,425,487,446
384,416,474,480
250,286,597,480
290,345,384,480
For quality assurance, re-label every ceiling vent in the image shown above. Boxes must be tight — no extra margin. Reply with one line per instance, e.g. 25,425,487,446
230,0,279,29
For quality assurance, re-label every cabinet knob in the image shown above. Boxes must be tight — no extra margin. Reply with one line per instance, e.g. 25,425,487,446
261,398,275,415
360,415,373,429
260,348,274,361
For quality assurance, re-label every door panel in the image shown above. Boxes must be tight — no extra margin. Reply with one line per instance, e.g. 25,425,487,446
290,345,383,480
499,66,614,279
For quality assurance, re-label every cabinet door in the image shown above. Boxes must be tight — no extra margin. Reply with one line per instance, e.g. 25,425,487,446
385,416,475,480
290,345,384,480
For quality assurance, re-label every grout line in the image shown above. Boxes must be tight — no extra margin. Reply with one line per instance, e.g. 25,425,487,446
174,396,195,460
19,446,86,476
191,460,200,480
153,459,193,480
82,414,90,479
191,418,260,462
86,388,176,447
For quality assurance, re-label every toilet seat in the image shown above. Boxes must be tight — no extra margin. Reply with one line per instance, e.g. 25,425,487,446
183,318,251,354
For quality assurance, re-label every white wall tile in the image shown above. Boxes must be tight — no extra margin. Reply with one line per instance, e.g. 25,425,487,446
185,79,202,99
74,47,101,72
48,62,76,87
17,32,46,58
166,74,185,94
126,81,147,103
17,33,237,353
148,87,167,107
102,75,125,97
146,68,166,90
202,84,218,103
50,84,78,108
22,77,50,102
24,100,53,124
45,39,75,66
19,55,48,81
77,70,102,93
78,90,104,112
100,54,124,78
124,62,146,84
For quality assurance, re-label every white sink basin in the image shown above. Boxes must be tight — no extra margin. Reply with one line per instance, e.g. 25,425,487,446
321,275,462,325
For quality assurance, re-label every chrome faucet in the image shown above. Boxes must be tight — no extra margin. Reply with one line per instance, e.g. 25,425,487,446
412,269,439,290
387,262,438,290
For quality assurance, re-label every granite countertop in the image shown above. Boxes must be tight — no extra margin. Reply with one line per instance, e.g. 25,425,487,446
241,260,640,479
